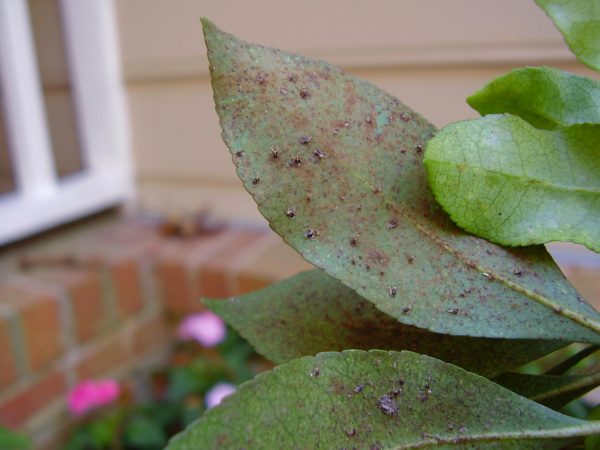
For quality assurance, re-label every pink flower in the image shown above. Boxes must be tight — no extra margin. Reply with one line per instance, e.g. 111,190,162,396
177,311,226,347
205,382,236,409
68,379,120,416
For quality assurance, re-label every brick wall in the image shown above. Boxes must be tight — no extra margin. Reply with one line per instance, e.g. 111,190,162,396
0,218,310,449
0,217,598,449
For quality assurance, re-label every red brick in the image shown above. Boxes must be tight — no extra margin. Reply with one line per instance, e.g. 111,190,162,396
0,284,62,371
0,372,66,428
155,260,200,314
0,318,17,388
132,314,168,355
110,259,144,318
198,232,265,297
76,336,131,380
50,270,106,342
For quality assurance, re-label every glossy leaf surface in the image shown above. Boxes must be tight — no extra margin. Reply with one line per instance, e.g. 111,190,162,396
537,0,600,71
168,350,600,449
203,19,600,342
467,67,600,129
425,115,600,253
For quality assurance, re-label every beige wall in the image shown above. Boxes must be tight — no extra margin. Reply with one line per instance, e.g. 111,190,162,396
115,0,600,223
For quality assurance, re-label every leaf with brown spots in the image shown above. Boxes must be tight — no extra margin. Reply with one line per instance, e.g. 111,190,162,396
202,19,600,343
206,270,565,378
167,350,600,449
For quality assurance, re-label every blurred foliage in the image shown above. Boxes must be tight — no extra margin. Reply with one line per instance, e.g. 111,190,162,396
64,326,268,450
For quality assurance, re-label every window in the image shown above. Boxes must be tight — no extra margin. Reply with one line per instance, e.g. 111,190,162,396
0,0,132,245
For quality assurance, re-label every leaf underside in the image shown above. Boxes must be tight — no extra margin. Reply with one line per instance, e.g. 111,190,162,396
207,270,566,378
202,19,600,343
536,0,600,72
467,67,600,129
424,115,600,253
167,350,600,449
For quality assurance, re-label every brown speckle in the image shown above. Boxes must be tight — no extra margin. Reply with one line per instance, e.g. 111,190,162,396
310,367,320,377
288,74,297,82
299,88,310,99
389,286,397,297
353,384,364,393
305,192,313,202
402,306,412,314
256,73,267,84
513,270,524,277
347,429,357,437
350,234,359,246
553,306,564,314
416,144,423,153
377,394,398,416
365,115,374,125
405,254,415,264
235,149,244,157
280,87,288,95
344,121,351,128
252,176,260,185
447,308,460,315
466,261,476,269
285,208,296,219
373,187,382,194
399,113,410,122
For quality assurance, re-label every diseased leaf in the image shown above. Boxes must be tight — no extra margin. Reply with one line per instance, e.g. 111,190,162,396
202,19,600,342
207,270,566,377
494,371,600,410
424,115,600,252
536,0,600,71
467,67,600,129
167,350,600,449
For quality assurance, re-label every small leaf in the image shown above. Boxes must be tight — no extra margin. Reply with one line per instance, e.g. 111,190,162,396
467,67,600,129
207,270,566,377
424,114,600,253
202,19,600,342
168,350,600,449
546,345,599,375
494,371,600,410
536,0,600,71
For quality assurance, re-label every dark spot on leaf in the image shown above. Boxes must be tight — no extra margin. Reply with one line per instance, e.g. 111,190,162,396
447,308,459,315
290,154,303,167
553,306,565,314
305,192,313,201
513,270,524,277
399,113,410,122
256,73,267,84
365,115,374,125
270,145,279,160
280,87,288,95
466,261,476,269
377,394,398,416
347,429,357,437
235,150,244,157
313,148,325,160
285,208,296,219
353,384,364,393
252,176,260,185
299,135,312,145
402,305,412,314
288,74,297,82
373,187,382,194
350,234,359,246
304,229,319,240
387,219,399,230
310,367,320,378
405,254,415,264
389,286,397,297
299,88,310,99
416,144,423,153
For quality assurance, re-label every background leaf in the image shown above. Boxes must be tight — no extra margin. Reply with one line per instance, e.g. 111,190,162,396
207,270,566,377
424,115,600,253
203,19,600,343
168,350,600,449
467,67,600,129
493,371,600,410
536,0,600,71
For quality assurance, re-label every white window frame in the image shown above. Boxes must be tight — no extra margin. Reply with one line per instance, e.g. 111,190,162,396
0,0,132,245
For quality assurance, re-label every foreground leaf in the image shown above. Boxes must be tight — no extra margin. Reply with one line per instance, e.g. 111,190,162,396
467,67,600,129
168,350,600,449
207,270,565,377
202,19,600,342
424,115,600,253
536,0,600,71
493,371,600,410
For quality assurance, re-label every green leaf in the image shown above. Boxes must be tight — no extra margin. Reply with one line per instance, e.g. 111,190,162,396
586,406,600,449
207,270,566,377
123,415,167,450
467,67,600,129
424,114,600,253
0,427,32,450
536,0,600,71
202,19,600,343
493,371,600,410
168,350,600,449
